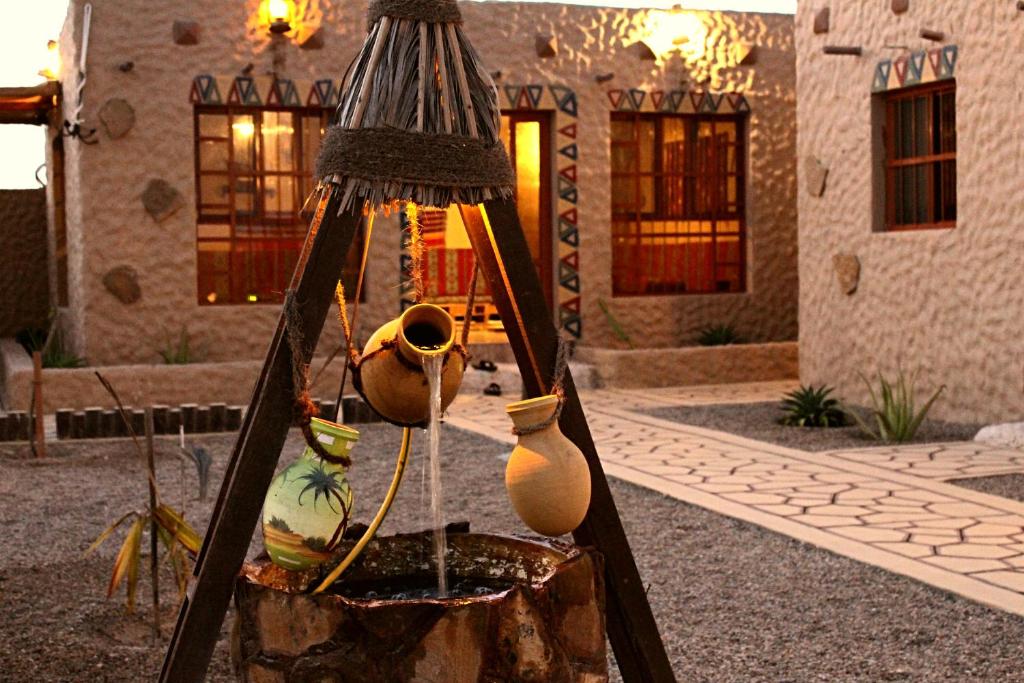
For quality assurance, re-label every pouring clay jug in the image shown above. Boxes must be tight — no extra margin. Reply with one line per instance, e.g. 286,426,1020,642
262,418,357,571
504,395,591,536
355,303,465,426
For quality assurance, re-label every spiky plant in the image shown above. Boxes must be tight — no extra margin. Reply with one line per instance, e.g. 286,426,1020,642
779,385,847,428
850,370,945,443
697,324,743,346
85,503,201,612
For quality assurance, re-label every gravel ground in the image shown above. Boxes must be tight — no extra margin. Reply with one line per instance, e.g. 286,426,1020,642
647,402,980,452
2,424,1024,682
953,473,1024,504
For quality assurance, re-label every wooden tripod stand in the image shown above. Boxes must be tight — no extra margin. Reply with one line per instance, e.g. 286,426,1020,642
159,188,675,682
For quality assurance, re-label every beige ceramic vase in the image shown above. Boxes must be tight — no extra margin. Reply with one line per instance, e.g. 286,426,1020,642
505,395,591,536
356,303,465,426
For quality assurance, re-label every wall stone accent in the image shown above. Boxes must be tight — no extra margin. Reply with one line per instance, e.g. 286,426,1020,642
141,179,183,222
0,190,49,337
172,20,200,45
805,155,829,197
832,254,860,295
536,34,557,58
813,7,830,34
797,1,1024,423
891,0,909,14
102,265,141,304
98,98,135,139
298,28,324,50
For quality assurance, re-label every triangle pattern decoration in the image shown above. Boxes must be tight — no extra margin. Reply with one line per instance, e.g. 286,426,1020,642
307,79,336,107
873,60,892,92
607,89,625,110
561,315,582,338
627,88,646,111
504,85,524,108
927,49,943,77
893,56,909,87
702,93,724,113
941,45,958,77
650,91,665,110
526,85,544,109
559,143,579,160
667,90,685,112
559,165,578,183
558,177,579,203
689,91,706,112
562,296,581,314
561,251,580,270
906,51,925,86
551,86,578,117
559,223,580,247
560,207,578,226
559,263,581,292
559,123,578,139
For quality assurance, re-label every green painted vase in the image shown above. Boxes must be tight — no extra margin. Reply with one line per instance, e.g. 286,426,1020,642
262,418,358,571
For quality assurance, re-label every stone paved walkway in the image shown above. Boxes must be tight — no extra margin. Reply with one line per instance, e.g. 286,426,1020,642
447,382,1024,616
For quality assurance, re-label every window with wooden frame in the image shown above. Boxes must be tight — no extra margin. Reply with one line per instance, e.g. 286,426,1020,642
880,81,956,231
610,112,746,297
194,106,361,305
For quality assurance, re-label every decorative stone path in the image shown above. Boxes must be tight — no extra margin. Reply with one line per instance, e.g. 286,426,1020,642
447,382,1024,616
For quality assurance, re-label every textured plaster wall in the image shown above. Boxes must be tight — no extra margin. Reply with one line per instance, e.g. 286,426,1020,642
58,0,795,366
796,2,1024,423
0,190,50,336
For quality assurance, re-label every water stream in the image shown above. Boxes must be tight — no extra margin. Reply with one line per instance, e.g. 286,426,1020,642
422,354,448,598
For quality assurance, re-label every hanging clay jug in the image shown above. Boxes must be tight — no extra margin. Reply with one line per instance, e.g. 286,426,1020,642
505,395,591,537
356,303,465,426
262,418,357,571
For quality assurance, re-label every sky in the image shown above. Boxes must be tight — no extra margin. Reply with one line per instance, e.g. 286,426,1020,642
0,0,795,189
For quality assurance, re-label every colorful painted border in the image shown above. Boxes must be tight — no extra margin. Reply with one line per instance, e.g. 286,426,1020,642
189,74,341,108
500,84,581,339
397,84,582,339
872,45,958,93
607,88,750,115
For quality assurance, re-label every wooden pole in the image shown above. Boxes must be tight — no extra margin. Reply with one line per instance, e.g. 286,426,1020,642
145,407,161,639
460,201,676,683
159,188,364,682
32,351,45,458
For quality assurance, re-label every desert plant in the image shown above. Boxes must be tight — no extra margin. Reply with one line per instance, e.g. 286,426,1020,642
779,385,847,427
16,323,85,368
597,298,635,349
85,372,203,615
159,327,204,365
85,503,202,612
697,324,742,346
850,370,945,443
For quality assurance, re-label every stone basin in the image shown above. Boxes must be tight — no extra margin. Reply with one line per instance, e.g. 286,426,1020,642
232,531,607,682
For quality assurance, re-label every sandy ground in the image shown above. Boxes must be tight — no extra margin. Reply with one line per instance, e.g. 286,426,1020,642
2,423,1024,682
647,402,980,452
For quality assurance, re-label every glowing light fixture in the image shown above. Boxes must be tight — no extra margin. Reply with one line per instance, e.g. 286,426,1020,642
38,40,60,81
641,5,709,60
265,0,294,34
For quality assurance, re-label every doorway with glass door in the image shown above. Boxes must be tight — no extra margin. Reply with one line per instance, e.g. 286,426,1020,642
415,110,553,343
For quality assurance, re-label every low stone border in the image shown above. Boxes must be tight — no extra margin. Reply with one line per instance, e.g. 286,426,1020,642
0,411,31,442
52,397,382,441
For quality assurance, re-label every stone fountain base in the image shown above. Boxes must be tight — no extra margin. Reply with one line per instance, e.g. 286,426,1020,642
232,531,607,682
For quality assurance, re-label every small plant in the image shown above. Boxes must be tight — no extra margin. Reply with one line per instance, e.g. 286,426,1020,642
16,324,85,369
697,324,742,346
779,385,847,428
86,503,202,612
159,327,204,365
267,516,293,533
850,370,945,443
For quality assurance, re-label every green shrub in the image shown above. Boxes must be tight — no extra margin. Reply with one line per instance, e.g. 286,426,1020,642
779,385,847,428
851,370,945,443
697,324,742,346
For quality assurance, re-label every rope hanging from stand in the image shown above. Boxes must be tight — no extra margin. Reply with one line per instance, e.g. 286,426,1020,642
511,335,572,437
284,291,352,468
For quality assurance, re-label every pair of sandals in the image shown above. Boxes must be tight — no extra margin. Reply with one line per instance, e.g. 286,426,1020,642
471,360,502,396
